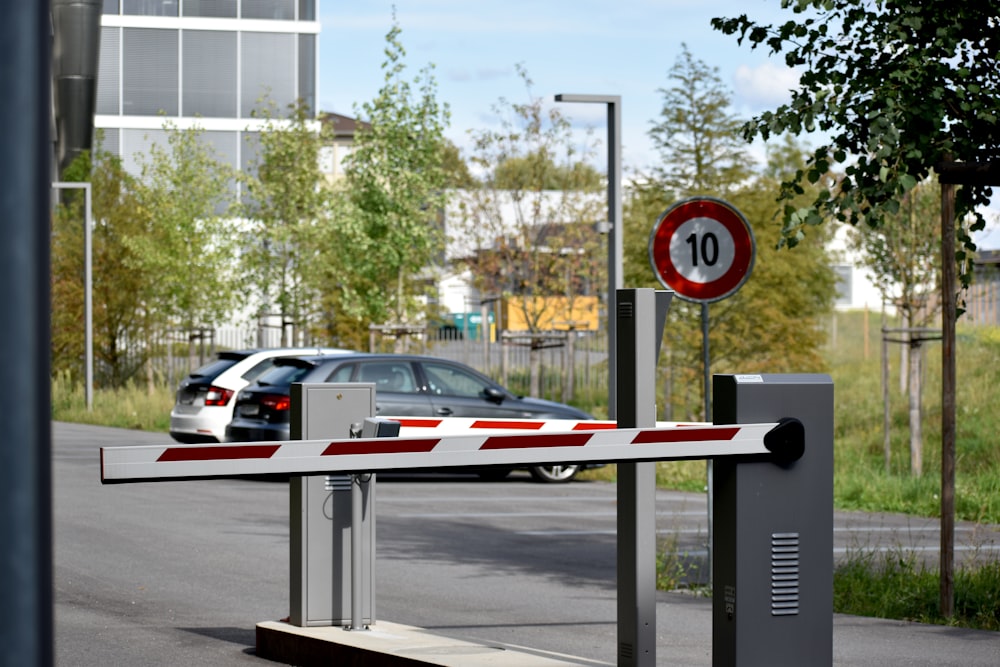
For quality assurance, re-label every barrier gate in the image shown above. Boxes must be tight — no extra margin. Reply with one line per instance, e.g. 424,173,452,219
100,289,833,667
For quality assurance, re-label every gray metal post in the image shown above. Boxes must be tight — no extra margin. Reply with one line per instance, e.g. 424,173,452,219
1,3,53,665
289,384,376,627
712,374,833,667
554,94,621,418
52,181,94,411
615,288,671,667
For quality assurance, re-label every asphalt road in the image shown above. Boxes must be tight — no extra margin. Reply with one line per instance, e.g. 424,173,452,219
54,422,1000,666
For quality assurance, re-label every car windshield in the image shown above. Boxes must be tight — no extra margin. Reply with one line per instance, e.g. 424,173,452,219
188,358,238,381
253,362,315,387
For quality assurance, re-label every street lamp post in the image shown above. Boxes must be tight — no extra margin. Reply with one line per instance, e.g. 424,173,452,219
554,94,622,419
559,95,660,667
52,181,94,411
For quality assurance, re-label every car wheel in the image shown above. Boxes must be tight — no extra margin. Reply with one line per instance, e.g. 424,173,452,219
529,465,579,483
477,467,513,481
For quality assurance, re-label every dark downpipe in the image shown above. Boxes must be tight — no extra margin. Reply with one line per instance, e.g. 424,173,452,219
52,0,101,176
0,3,54,666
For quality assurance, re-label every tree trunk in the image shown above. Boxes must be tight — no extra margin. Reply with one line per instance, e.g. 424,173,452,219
909,341,923,476
529,344,541,397
563,331,575,403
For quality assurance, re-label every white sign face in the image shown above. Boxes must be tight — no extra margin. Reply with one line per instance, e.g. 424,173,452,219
648,197,756,303
669,217,738,285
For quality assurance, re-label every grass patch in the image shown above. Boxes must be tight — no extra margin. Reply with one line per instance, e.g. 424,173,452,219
834,548,1000,631
51,372,174,433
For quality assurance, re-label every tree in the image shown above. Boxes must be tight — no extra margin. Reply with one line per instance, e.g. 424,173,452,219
242,100,331,347
849,178,942,476
453,65,605,395
649,43,756,197
133,123,239,365
626,49,836,421
711,3,999,264
338,20,451,347
441,139,477,189
52,148,157,387
712,0,1000,618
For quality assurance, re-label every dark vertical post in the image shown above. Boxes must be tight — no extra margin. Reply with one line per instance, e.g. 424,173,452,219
939,180,956,618
0,3,53,665
616,289,671,667
713,375,834,666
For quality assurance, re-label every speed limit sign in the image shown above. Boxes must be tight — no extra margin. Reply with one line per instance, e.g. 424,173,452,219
648,197,755,303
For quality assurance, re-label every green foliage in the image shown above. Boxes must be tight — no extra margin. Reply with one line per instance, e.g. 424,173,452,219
54,148,163,387
53,125,239,388
134,123,239,332
494,150,603,191
630,49,837,420
830,314,1000,523
441,139,477,189
339,19,450,331
241,100,332,346
456,64,606,335
649,43,756,196
712,2,1000,285
834,548,1000,631
848,178,942,324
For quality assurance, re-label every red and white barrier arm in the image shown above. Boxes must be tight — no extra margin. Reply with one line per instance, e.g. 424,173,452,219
100,421,783,484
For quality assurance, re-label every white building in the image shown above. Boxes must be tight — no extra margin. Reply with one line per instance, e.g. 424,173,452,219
95,0,319,175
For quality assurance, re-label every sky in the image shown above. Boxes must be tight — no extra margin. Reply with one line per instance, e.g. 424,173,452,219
317,0,1000,246
317,0,796,170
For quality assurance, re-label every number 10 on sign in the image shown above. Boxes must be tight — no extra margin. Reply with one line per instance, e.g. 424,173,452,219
648,197,755,303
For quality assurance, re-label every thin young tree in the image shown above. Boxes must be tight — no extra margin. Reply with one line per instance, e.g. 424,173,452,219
337,20,450,351
454,65,604,396
242,101,330,347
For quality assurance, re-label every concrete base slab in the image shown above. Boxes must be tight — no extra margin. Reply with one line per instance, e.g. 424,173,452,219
255,619,603,667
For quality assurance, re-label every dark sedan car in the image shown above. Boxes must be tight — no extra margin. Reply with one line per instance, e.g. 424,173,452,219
226,353,601,482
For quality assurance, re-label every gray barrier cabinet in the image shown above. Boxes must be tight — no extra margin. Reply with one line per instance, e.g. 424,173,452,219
288,383,376,627
712,374,833,666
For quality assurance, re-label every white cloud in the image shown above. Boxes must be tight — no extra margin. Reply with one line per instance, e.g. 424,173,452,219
732,61,800,110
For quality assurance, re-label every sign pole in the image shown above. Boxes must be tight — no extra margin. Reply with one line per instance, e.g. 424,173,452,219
648,197,755,593
702,301,713,585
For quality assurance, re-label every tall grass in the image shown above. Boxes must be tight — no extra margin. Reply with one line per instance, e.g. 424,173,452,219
583,311,1000,524
828,312,1000,524
834,547,1000,631
51,371,174,432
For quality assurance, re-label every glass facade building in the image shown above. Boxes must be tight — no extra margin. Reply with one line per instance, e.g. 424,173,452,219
96,0,319,175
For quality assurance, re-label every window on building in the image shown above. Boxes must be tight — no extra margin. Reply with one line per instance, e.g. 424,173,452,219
298,33,315,112
182,30,237,117
122,128,169,175
103,0,120,13
298,0,315,20
240,32,295,116
182,0,237,17
123,28,178,115
95,128,120,156
242,0,294,20
123,0,179,16
96,26,120,115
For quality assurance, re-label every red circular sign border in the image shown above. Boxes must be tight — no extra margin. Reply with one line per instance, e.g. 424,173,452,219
648,197,755,303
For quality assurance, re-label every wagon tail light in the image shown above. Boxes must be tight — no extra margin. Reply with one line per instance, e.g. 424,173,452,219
260,394,291,412
204,386,235,407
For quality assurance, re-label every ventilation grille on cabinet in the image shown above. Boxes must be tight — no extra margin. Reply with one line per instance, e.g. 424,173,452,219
771,532,800,616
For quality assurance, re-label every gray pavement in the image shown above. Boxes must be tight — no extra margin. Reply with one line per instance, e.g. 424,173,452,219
54,422,999,666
